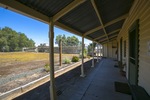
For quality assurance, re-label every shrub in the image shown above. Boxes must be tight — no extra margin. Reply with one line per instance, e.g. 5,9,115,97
44,63,50,72
79,48,88,58
87,55,91,59
64,58,71,64
72,56,79,62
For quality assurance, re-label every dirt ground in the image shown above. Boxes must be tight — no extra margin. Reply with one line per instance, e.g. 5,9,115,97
0,52,78,77
0,52,78,93
0,60,49,76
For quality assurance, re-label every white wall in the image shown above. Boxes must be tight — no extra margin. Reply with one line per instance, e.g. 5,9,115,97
102,40,117,59
117,0,150,95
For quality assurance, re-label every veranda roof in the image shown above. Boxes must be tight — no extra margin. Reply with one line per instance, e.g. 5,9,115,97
0,0,134,44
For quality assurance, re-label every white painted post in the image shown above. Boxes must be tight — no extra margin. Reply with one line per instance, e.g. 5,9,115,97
49,19,57,100
59,39,62,66
91,41,94,67
100,44,101,57
97,43,98,62
80,36,85,77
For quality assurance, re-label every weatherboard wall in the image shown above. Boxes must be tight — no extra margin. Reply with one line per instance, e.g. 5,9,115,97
102,40,117,59
117,0,150,95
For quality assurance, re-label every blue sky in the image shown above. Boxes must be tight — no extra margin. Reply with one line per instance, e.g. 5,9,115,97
0,7,92,46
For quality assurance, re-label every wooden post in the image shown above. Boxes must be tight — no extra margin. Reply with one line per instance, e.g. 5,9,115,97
102,44,104,56
100,44,101,56
91,41,94,67
49,19,57,100
97,43,99,62
80,36,85,77
59,39,62,66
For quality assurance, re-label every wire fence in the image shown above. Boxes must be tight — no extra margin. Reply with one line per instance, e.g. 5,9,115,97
23,46,87,54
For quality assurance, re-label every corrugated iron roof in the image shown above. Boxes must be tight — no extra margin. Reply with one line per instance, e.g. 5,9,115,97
95,0,134,24
58,1,101,33
108,32,119,37
105,19,125,33
87,29,104,39
16,0,74,17
3,0,134,43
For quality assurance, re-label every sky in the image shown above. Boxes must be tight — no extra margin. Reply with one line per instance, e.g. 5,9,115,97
0,7,92,47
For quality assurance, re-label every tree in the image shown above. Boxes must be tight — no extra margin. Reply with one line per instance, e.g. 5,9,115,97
38,43,46,52
88,42,96,55
67,36,79,46
0,27,35,52
0,37,7,51
55,34,79,46
55,34,67,46
9,36,19,51
28,39,35,47
19,33,29,48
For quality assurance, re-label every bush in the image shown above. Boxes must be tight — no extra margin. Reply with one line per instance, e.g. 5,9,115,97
87,55,91,59
44,63,50,72
64,58,71,64
72,56,79,62
79,48,88,58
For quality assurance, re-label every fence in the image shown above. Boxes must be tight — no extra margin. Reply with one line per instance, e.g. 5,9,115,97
23,46,83,54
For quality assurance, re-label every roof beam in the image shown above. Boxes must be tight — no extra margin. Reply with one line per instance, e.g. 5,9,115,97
104,14,128,27
0,0,96,43
94,35,106,41
83,14,127,36
101,38,117,44
107,29,121,36
55,21,82,36
0,0,49,24
53,0,86,22
99,34,118,42
91,0,109,41
83,26,103,36
55,21,94,42
94,28,121,40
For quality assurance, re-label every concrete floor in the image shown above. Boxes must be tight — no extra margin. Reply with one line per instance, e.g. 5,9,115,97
13,58,131,100
57,58,131,100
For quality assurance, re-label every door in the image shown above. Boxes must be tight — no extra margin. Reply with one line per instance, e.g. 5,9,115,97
128,20,139,85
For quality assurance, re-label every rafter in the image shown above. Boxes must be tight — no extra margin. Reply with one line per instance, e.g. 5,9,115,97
55,21,82,36
99,39,109,44
104,14,128,27
0,0,49,24
0,1,92,39
94,35,106,41
101,38,117,44
99,34,118,42
53,0,86,22
94,28,121,40
55,21,94,41
107,29,121,36
109,37,117,41
83,14,127,37
91,0,109,41
83,26,103,36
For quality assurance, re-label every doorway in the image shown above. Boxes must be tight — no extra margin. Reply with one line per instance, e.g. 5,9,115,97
128,20,139,85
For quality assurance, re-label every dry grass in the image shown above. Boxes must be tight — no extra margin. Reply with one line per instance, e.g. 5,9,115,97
0,52,48,64
0,52,79,64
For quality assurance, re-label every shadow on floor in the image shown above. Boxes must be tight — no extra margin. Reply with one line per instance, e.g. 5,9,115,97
13,59,97,100
14,58,131,100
